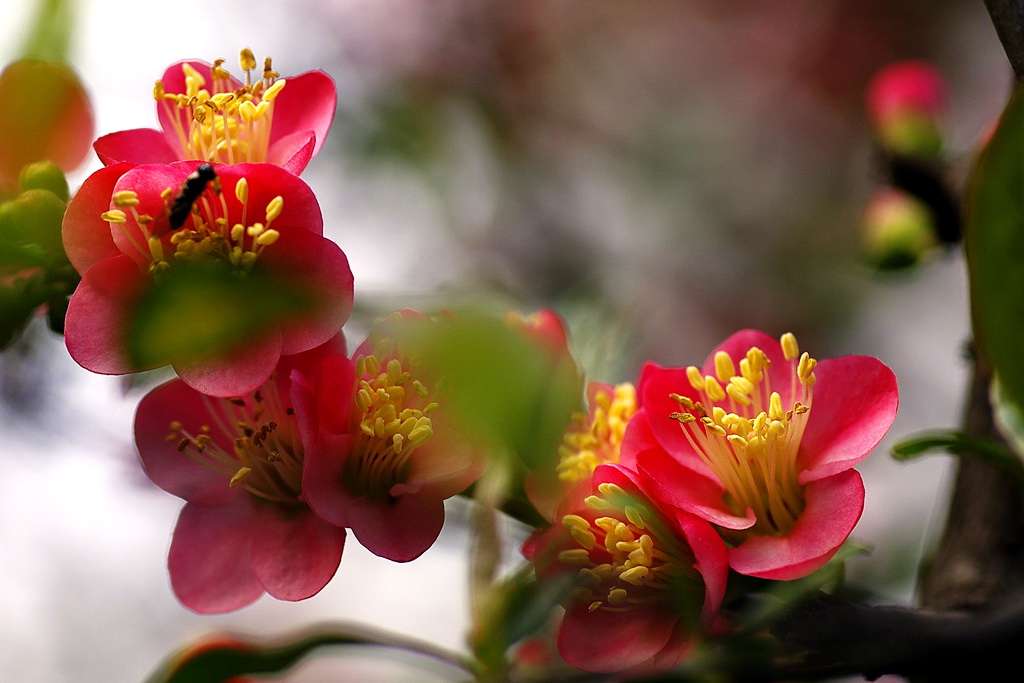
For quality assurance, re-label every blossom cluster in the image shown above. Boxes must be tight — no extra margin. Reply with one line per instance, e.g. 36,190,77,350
58,50,900,675
523,327,898,673
61,52,485,613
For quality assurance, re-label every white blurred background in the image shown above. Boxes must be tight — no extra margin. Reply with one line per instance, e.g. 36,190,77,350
0,1,1012,680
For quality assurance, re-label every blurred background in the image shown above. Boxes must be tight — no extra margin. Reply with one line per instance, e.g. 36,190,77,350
0,1,1012,680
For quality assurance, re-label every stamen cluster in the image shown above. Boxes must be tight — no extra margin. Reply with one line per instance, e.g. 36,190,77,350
156,49,286,164
556,383,636,484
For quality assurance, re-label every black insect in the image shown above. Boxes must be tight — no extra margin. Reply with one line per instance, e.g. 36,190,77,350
167,164,218,229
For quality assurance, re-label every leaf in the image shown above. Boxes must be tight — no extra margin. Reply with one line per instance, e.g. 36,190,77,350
966,85,1024,436
890,429,1024,485
147,626,470,683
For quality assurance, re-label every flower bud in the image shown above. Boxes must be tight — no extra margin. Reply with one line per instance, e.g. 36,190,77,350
862,187,937,270
867,60,947,157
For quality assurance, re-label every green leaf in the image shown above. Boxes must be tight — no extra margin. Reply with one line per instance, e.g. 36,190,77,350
891,429,1024,485
966,85,1024,435
147,627,471,683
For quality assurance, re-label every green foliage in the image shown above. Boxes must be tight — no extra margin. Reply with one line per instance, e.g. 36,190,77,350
127,261,315,370
18,0,75,62
892,429,1024,486
967,85,1024,437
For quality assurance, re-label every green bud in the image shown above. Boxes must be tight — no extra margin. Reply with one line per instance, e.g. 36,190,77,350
19,160,68,201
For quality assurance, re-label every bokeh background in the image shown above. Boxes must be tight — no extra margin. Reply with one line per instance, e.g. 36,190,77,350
0,1,1011,680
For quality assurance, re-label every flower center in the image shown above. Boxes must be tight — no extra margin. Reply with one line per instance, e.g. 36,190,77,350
154,49,287,164
669,333,816,536
101,171,283,275
345,344,436,501
557,383,637,484
557,482,694,613
166,377,304,505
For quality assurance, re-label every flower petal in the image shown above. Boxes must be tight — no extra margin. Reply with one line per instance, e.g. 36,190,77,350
267,70,336,161
250,507,345,601
134,379,238,506
168,499,265,614
62,163,135,274
303,433,355,528
728,469,865,580
173,328,282,398
93,128,178,166
798,355,899,482
557,602,678,673
64,254,146,374
348,493,445,562
702,329,793,404
269,130,316,175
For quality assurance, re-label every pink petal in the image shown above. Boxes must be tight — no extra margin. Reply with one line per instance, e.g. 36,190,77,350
728,469,865,580
168,499,265,614
637,447,756,530
111,162,202,266
257,228,353,355
173,328,282,398
636,366,706,462
558,602,677,673
303,434,355,527
250,507,345,601
156,61,237,158
349,493,445,562
64,255,146,374
219,163,324,236
798,355,899,482
134,380,237,506
402,421,484,501
93,128,178,166
267,70,336,160
62,163,134,274
676,512,730,624
269,130,316,175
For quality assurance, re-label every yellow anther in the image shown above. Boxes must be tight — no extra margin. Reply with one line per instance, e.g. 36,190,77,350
558,549,591,566
148,236,164,261
153,80,165,100
255,229,280,246
584,495,610,510
101,210,127,224
798,353,817,385
712,406,728,423
727,434,749,449
597,482,626,500
234,177,249,204
265,195,284,222
726,383,752,406
624,504,647,530
704,376,726,402
239,100,258,123
619,566,649,586
210,93,235,109
781,332,799,361
263,79,286,101
686,366,704,392
570,527,597,550
562,514,590,531
769,392,785,421
239,48,257,72
794,402,809,414
112,190,140,207
607,588,628,605
182,62,206,88
670,412,696,424
229,466,252,487
211,59,230,80
588,601,603,613
246,223,264,237
768,420,787,439
263,57,278,80
714,351,736,383
669,393,695,409
230,224,245,241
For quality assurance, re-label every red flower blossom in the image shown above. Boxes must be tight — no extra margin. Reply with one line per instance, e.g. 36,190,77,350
134,336,347,614
62,161,353,397
627,330,898,580
523,464,728,674
93,50,335,175
298,313,485,562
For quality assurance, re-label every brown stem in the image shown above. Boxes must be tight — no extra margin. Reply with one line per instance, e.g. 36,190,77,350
985,0,1024,80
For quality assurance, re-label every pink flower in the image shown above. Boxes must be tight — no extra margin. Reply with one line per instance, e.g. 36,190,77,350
627,330,898,580
62,161,353,397
866,60,946,157
298,313,485,562
523,463,728,674
93,50,336,175
134,336,347,613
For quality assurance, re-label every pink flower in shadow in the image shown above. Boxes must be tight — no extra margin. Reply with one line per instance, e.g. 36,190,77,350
297,312,485,562
134,336,347,613
523,463,728,674
62,161,352,397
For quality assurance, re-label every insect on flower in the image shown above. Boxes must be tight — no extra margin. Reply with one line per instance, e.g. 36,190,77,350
167,163,219,230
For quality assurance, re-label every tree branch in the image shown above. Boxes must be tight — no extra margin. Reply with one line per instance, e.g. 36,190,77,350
985,0,1024,80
